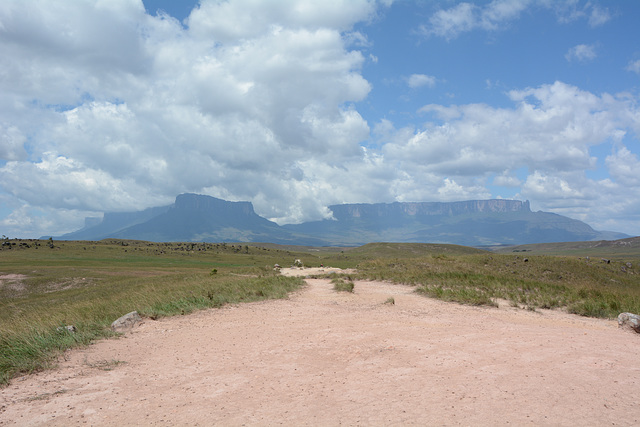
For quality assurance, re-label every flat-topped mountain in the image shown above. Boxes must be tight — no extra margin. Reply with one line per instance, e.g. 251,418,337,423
284,198,622,246
59,193,324,245
54,194,629,246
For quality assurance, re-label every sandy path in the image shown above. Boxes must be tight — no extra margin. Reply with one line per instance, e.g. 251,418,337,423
1,270,640,426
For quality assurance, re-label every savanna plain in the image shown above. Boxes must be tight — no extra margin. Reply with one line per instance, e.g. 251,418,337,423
1,238,640,425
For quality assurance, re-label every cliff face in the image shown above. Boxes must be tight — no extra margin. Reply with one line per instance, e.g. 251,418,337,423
330,199,530,220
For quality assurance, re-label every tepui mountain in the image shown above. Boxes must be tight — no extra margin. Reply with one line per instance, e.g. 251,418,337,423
53,193,629,246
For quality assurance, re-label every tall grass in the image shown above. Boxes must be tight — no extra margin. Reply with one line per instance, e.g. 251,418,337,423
0,240,308,386
355,253,640,316
1,272,304,385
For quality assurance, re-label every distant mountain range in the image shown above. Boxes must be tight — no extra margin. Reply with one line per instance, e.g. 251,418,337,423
53,193,629,246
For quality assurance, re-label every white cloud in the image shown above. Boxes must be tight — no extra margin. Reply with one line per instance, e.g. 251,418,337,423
407,74,436,89
438,177,491,200
545,0,611,26
420,0,532,39
565,44,597,62
517,166,640,235
186,0,378,42
0,152,167,212
626,59,640,75
0,0,151,104
493,171,522,187
421,2,476,39
479,0,532,30
521,170,587,201
588,4,611,27
606,147,640,186
421,1,612,39
0,0,380,236
0,125,27,161
0,200,96,239
403,81,622,177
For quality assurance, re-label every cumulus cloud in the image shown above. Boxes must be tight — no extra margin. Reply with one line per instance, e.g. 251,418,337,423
403,81,622,177
565,44,597,62
521,171,587,202
0,0,377,234
186,0,378,41
606,147,640,186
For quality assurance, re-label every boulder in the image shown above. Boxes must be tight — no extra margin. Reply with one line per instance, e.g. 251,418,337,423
111,311,143,332
617,312,640,333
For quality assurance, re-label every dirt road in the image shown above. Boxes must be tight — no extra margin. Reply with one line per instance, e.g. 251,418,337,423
1,270,639,425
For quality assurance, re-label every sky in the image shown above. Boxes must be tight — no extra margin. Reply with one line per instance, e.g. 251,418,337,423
1,0,639,239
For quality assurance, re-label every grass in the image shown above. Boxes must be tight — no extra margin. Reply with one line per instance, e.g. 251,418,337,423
331,277,355,293
0,239,309,386
355,253,640,316
0,272,305,386
493,236,640,259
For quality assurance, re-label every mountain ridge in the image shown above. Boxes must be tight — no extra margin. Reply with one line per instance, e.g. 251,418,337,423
329,199,530,220
53,193,630,246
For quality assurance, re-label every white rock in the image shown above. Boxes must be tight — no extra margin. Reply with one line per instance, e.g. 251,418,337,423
617,312,640,333
111,311,143,332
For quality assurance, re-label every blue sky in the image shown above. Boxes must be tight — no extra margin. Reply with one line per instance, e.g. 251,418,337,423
1,0,639,238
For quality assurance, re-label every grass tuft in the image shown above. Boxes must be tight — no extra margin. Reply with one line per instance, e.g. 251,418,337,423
331,277,354,293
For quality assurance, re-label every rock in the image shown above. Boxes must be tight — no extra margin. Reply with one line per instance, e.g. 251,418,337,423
56,325,77,333
293,259,303,268
617,312,640,333
111,311,143,332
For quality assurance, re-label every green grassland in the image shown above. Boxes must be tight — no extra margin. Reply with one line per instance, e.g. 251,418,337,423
0,239,316,386
355,253,640,315
1,238,639,386
494,236,640,259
